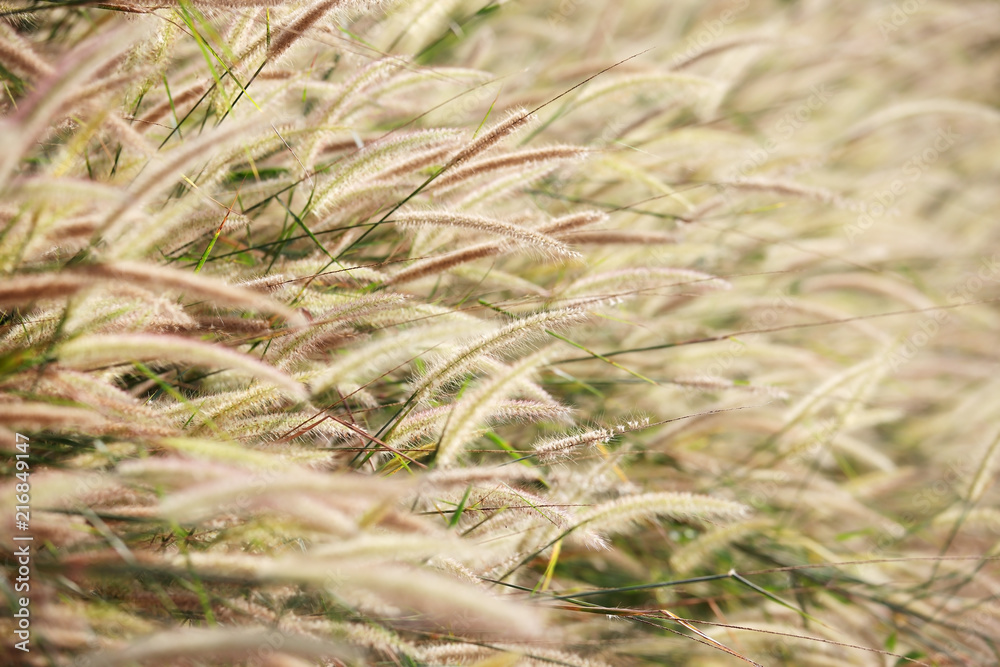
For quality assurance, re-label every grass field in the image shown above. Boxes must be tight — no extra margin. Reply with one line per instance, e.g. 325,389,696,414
2,1,1000,665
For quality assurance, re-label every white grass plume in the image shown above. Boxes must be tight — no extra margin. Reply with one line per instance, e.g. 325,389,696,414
82,627,355,667
406,309,586,405
446,107,537,168
576,491,750,537
57,334,309,401
431,144,587,191
387,210,605,286
81,262,305,325
533,427,615,464
395,210,578,257
0,23,144,186
559,267,731,305
434,348,553,467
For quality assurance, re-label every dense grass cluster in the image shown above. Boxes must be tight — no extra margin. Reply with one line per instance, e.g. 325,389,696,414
2,1,1000,665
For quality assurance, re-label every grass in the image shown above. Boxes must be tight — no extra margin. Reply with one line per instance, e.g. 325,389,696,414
1,0,1000,665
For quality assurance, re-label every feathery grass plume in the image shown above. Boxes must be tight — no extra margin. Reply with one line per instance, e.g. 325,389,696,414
266,0,346,63
300,57,409,165
57,334,309,401
415,643,613,667
435,348,554,467
742,296,890,342
173,123,310,204
670,517,777,574
442,483,575,537
556,229,679,245
452,161,579,209
267,292,410,367
446,107,537,168
335,622,419,660
387,210,606,286
8,175,127,213
149,462,407,510
801,272,938,310
226,412,351,443
932,507,1000,535
488,398,574,424
0,22,144,185
383,396,571,459
422,466,542,488
0,272,92,307
155,436,306,469
718,177,845,206
575,492,750,536
95,116,268,243
305,316,489,397
0,400,110,432
82,627,356,666
174,552,546,640
384,404,460,451
822,431,895,473
57,286,199,336
672,374,789,399
430,145,587,191
3,368,171,431
342,565,546,641
368,0,466,51
571,71,718,110
406,308,586,406
26,262,305,325
394,210,577,257
450,264,555,297
838,98,999,144
372,66,495,116
158,383,299,432
669,34,769,71
134,207,252,257
781,356,887,430
308,181,409,241
466,355,564,407
137,79,211,131
557,266,731,306
308,534,471,563
540,210,609,235
0,23,53,80
385,239,514,286
532,427,615,464
372,140,462,181
308,128,461,218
